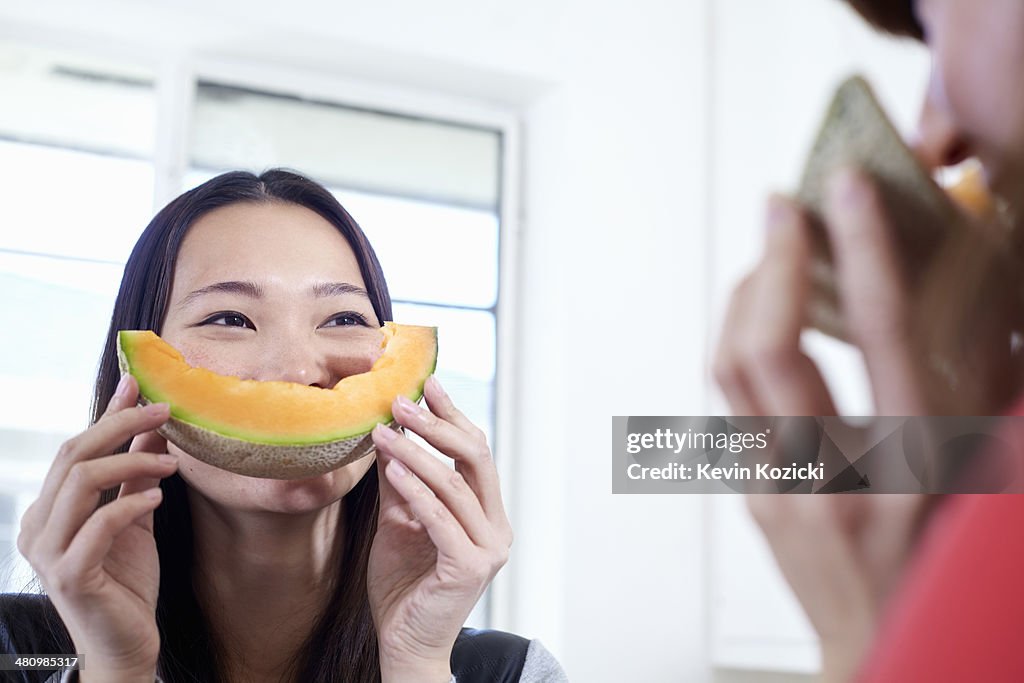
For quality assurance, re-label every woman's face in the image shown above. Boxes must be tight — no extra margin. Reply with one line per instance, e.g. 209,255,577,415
160,200,384,514
914,0,1024,204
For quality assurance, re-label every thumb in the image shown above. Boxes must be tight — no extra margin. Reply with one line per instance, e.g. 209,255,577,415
129,429,168,456
102,373,138,419
374,421,417,528
119,430,171,500
372,424,411,517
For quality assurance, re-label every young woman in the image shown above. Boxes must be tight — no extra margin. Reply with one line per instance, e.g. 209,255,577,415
1,170,567,683
714,0,1024,680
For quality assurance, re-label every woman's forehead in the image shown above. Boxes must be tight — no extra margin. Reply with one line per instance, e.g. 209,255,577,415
173,201,365,289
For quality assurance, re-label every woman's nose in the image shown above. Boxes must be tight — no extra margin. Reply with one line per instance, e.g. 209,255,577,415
255,338,334,388
911,67,973,171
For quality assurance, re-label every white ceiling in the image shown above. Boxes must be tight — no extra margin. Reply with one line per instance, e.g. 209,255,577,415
0,0,565,106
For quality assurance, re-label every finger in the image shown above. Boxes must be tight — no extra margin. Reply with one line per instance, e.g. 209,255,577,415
382,457,474,558
713,273,766,415
61,487,164,580
373,425,411,516
16,383,149,545
422,376,480,439
744,197,837,416
30,375,139,525
34,403,171,521
392,394,472,458
420,378,509,529
120,431,170,499
373,424,493,546
37,452,179,556
391,394,504,521
102,374,137,419
824,168,924,414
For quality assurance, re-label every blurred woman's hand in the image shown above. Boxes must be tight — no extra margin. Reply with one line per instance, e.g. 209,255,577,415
715,168,1022,417
745,492,929,682
711,169,1020,680
17,375,178,682
368,376,513,683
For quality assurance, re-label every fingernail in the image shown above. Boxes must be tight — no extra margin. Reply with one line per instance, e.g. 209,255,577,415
427,375,447,399
396,395,429,424
766,195,793,230
158,453,178,466
144,487,163,501
396,394,420,413
374,423,398,442
828,168,866,206
387,458,409,477
144,403,169,417
114,374,131,400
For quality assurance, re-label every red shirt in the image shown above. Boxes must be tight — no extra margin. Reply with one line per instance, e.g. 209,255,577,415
857,492,1024,679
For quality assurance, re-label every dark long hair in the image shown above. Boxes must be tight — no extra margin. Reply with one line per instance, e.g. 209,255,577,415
86,169,392,682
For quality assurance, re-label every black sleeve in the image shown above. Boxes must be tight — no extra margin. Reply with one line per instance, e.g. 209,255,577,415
450,628,530,683
0,594,71,683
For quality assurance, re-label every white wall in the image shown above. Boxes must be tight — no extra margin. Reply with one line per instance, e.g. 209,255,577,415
519,4,712,680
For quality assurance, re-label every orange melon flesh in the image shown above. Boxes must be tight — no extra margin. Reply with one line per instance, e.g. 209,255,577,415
117,323,438,445
946,163,995,220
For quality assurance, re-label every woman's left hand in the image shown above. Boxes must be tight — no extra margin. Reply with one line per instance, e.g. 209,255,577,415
368,375,513,683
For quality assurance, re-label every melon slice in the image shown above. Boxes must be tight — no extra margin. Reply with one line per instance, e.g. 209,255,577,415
116,322,438,479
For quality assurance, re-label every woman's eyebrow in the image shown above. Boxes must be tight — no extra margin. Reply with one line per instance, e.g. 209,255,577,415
312,282,370,299
179,280,265,307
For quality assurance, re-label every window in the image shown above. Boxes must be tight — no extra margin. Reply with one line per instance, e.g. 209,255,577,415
0,41,157,591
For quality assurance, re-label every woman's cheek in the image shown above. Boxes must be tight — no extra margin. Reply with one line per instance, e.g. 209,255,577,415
174,340,255,379
324,330,387,381
941,3,1024,155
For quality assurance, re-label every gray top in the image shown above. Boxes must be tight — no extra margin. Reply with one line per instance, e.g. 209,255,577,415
519,640,570,682
450,639,569,682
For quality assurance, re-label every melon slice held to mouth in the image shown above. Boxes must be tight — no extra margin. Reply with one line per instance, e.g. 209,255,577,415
797,75,999,342
116,322,438,479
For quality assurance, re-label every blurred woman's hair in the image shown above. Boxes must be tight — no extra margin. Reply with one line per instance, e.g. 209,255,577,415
75,169,392,682
845,0,924,40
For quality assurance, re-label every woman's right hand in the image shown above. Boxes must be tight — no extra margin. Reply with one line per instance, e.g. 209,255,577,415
16,374,179,682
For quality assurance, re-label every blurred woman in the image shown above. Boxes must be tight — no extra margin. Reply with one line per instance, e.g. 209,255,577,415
714,0,1024,680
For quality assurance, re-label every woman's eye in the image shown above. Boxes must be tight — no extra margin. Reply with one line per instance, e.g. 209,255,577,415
322,312,369,328
200,312,255,329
